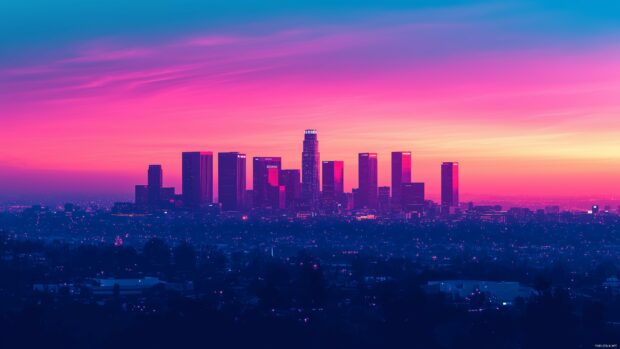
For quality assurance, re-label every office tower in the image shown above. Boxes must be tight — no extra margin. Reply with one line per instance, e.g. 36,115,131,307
244,190,254,210
266,165,282,209
322,161,344,199
344,192,355,210
280,169,301,210
352,188,361,209
378,186,391,212
253,157,282,209
391,151,412,209
135,185,148,207
302,129,320,208
358,153,378,209
402,182,425,212
218,152,246,211
182,152,213,207
277,185,287,210
147,164,163,207
441,162,459,213
161,187,176,203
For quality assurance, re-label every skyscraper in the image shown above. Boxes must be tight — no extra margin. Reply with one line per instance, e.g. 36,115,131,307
352,188,360,209
358,153,378,209
391,151,412,209
277,184,287,210
280,169,301,210
218,152,246,211
302,129,320,208
253,157,282,209
441,162,459,213
402,182,425,212
322,161,344,200
378,186,391,212
160,187,176,206
135,185,148,208
147,164,163,207
182,152,213,207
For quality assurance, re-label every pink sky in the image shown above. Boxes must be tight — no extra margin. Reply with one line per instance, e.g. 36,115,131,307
2,17,620,204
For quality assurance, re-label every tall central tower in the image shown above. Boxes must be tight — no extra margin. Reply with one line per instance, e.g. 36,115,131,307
302,129,320,208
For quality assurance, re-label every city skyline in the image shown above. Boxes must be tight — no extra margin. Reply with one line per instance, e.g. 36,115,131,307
123,130,620,212
4,130,620,210
132,130,440,208
131,129,461,215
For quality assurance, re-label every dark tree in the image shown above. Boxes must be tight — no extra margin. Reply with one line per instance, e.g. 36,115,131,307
143,238,170,272
174,242,197,272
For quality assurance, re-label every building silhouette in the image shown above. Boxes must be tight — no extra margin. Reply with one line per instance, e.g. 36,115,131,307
391,151,412,210
441,162,459,214
322,161,344,199
147,165,163,207
302,129,320,208
160,187,176,207
357,153,378,209
253,157,282,209
402,182,425,212
378,186,391,212
134,185,148,208
218,152,246,211
182,152,213,207
280,169,301,210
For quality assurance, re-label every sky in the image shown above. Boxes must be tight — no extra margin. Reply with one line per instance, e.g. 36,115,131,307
1,0,620,206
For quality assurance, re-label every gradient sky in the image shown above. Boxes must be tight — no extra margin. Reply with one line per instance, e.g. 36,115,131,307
2,1,620,205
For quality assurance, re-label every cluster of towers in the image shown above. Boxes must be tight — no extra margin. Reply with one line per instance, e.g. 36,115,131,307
135,130,459,214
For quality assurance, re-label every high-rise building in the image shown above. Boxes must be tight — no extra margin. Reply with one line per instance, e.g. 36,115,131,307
135,185,148,208
352,188,361,209
302,129,320,208
147,164,163,207
441,162,459,213
277,185,287,210
244,190,254,210
391,151,412,209
218,152,246,211
182,152,213,207
378,186,391,212
322,161,344,199
161,187,176,204
344,192,355,210
402,182,425,212
253,157,282,209
358,153,378,209
280,169,301,210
